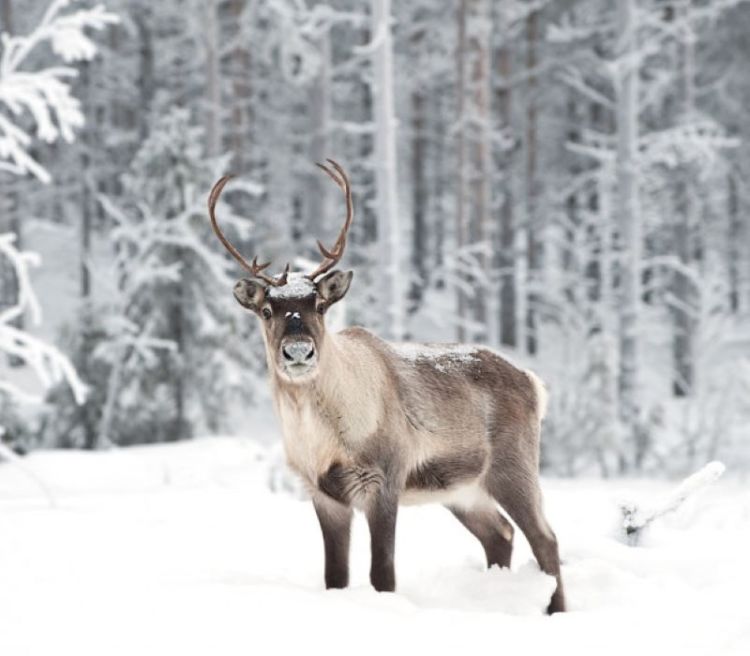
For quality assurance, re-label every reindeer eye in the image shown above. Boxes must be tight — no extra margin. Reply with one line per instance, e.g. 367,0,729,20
262,308,272,320
317,304,326,315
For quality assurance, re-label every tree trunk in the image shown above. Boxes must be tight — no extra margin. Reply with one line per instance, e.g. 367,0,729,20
471,0,491,344
727,173,744,313
204,0,222,157
455,0,490,343
523,9,539,355
0,0,11,34
455,0,468,341
615,0,642,468
671,207,693,397
169,173,188,441
98,351,124,448
308,29,331,246
432,89,446,284
231,0,250,171
408,85,427,317
135,12,155,142
79,61,95,449
671,2,696,397
358,25,377,245
80,63,92,300
495,10,515,348
598,167,619,473
370,0,403,339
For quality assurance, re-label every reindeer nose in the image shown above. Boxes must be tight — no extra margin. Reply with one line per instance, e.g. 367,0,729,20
282,341,315,364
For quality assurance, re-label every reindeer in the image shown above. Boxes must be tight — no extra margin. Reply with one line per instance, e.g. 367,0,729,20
208,160,566,613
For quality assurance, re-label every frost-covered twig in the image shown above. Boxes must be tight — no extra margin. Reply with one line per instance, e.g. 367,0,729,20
0,233,41,326
0,0,118,182
620,461,726,545
0,233,87,407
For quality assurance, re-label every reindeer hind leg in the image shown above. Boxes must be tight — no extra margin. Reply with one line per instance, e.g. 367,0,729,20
487,470,566,614
447,504,514,569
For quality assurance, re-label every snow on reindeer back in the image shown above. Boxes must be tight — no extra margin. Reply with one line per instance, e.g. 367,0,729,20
266,272,316,299
393,342,480,373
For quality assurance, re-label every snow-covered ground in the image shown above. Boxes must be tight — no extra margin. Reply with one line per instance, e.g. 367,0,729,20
0,437,748,656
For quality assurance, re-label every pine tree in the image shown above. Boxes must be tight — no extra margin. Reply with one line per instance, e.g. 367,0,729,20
91,107,256,445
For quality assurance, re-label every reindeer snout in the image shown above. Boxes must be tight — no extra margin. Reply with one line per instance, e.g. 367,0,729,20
282,341,315,364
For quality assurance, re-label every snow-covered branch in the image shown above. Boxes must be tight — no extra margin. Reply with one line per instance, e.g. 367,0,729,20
0,0,118,182
619,462,726,545
0,233,86,407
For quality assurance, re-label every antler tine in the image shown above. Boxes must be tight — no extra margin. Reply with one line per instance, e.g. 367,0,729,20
277,262,290,285
314,162,344,190
250,256,270,272
325,158,352,249
307,159,354,281
208,176,288,287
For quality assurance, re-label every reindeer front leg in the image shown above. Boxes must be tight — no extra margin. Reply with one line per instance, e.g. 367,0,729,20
312,493,352,589
317,462,399,592
366,481,399,592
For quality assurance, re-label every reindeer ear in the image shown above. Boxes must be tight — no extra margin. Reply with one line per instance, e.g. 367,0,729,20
316,270,353,307
233,278,266,311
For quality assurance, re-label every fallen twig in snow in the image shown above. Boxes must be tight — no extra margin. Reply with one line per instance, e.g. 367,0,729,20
619,461,725,546
0,436,56,508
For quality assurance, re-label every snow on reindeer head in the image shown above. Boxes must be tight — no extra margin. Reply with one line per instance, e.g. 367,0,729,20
207,159,354,383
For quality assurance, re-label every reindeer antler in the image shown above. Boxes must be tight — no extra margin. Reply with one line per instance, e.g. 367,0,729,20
307,159,354,281
207,175,289,287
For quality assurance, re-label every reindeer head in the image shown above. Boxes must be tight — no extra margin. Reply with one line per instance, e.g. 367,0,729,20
208,159,354,383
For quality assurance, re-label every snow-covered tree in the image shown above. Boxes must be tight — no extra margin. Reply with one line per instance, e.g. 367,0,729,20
544,0,743,472
87,107,258,446
3,0,750,473
0,0,116,446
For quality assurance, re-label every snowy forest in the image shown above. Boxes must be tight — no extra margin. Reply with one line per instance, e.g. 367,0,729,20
1,0,749,477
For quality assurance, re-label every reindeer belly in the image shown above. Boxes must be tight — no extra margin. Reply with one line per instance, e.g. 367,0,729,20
400,480,492,509
400,446,492,510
